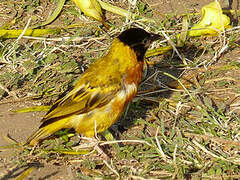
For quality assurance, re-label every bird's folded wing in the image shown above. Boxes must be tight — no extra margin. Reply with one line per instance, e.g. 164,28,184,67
41,82,120,122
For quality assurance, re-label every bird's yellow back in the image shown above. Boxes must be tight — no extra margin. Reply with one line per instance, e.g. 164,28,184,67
78,38,142,85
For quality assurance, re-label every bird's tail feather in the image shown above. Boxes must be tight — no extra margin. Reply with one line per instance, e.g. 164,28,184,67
26,118,71,146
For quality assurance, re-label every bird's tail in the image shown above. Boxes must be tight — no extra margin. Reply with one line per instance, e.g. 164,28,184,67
26,118,71,146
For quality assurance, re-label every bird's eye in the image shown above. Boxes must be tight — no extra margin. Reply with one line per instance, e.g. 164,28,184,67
142,38,149,44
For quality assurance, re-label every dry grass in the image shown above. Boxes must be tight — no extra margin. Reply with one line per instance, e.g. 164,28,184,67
0,0,240,179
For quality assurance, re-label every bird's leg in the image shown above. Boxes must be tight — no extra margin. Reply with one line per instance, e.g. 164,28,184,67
72,136,109,159
94,142,109,159
72,136,98,150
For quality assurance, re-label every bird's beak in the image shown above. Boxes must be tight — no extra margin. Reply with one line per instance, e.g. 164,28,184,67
149,33,161,42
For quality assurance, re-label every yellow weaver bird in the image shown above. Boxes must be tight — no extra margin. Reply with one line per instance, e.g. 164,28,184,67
26,28,160,146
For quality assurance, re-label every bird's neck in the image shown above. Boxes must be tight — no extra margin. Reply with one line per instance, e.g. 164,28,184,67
108,38,144,85
109,38,140,64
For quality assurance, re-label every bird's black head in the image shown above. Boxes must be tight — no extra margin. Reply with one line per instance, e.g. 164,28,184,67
118,28,161,60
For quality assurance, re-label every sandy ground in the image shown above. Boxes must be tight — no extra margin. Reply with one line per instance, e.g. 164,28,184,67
0,0,239,179
0,102,76,179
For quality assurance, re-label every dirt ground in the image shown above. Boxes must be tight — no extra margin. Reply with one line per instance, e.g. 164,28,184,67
0,0,240,179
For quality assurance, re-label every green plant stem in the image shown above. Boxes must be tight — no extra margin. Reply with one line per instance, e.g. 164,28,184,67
96,0,155,23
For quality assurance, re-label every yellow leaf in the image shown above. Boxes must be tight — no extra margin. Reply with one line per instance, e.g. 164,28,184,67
72,0,108,28
44,149,92,155
0,29,60,38
13,105,51,113
189,1,231,36
145,46,173,58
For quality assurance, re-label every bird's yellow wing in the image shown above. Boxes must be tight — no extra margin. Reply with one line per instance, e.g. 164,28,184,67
27,72,123,145
41,76,121,123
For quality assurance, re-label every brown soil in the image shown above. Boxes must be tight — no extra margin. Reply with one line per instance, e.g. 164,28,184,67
0,0,239,179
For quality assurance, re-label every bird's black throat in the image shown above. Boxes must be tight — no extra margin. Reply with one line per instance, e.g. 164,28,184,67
130,44,148,61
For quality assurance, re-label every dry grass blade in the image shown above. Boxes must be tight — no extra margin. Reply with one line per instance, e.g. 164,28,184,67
192,139,240,165
0,0,240,179
103,159,119,177
15,167,35,180
96,0,155,23
32,0,66,28
0,83,18,99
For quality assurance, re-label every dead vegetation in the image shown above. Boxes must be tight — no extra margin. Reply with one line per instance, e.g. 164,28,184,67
0,0,240,179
